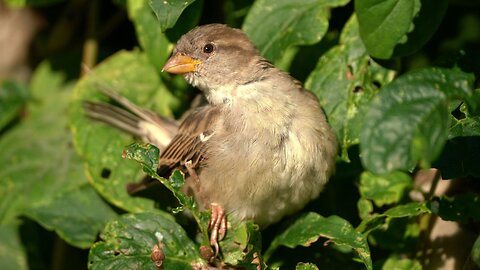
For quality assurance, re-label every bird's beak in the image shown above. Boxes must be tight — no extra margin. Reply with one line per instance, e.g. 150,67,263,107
161,53,202,74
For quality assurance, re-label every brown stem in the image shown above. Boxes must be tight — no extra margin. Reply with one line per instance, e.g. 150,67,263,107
81,0,99,77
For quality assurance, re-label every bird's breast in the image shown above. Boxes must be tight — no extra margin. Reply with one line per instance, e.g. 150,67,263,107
196,102,333,226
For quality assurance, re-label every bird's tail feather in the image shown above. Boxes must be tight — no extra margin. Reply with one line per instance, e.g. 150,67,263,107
82,85,178,150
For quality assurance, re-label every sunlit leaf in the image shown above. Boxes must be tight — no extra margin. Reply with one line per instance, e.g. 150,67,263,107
265,213,372,270
357,202,430,234
359,171,413,207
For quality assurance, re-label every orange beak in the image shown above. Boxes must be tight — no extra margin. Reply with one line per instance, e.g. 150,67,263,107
161,53,202,74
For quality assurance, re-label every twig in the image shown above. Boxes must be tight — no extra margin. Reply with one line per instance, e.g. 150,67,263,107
81,0,99,77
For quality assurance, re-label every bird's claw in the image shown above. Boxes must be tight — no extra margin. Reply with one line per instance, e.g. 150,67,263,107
209,203,227,255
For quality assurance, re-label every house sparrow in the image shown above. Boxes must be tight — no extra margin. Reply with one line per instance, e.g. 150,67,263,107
85,24,337,254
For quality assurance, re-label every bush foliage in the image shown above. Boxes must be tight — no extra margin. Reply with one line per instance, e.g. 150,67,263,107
1,0,479,269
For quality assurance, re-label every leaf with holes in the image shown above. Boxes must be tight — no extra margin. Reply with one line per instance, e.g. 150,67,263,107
220,220,262,267
265,213,372,270
122,143,196,211
122,142,210,245
434,115,480,178
306,16,395,161
357,202,430,235
359,171,413,207
360,68,474,175
89,212,205,270
428,193,480,223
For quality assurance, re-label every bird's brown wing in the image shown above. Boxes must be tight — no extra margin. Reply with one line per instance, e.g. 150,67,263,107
157,105,221,176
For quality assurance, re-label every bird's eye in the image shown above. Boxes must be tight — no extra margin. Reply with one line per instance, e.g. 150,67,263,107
203,43,215,54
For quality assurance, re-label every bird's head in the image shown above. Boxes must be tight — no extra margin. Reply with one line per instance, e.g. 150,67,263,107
162,24,264,96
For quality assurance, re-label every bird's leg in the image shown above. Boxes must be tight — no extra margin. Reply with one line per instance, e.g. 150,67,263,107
184,160,200,183
209,203,227,255
252,252,263,270
184,160,226,255
184,160,203,201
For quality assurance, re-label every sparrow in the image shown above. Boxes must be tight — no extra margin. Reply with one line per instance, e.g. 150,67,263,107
84,24,338,254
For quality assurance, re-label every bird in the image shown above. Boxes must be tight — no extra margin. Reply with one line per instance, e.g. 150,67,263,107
84,24,338,255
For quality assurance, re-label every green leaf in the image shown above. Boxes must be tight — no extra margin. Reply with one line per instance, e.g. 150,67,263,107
356,0,448,59
89,212,205,270
243,0,349,62
0,62,85,225
435,116,480,178
357,202,430,234
0,61,117,251
220,220,261,267
265,213,372,270
123,143,196,211
306,15,395,161
0,224,27,270
463,89,480,117
123,142,160,176
472,235,480,268
70,50,178,213
23,184,117,249
123,142,209,244
295,262,319,270
0,80,29,131
450,115,480,138
127,0,172,70
360,68,474,175
359,171,413,207
163,0,203,43
357,198,374,220
428,193,480,223
149,0,196,32
379,256,422,270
